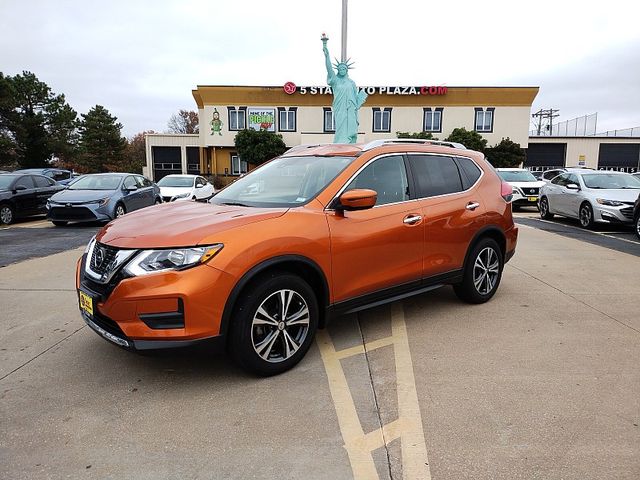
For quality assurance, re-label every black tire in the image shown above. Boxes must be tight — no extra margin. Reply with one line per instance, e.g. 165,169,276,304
635,214,640,240
579,202,595,229
454,237,504,304
114,203,126,218
539,196,554,219
52,220,68,226
0,203,14,225
229,272,319,376
154,198,162,205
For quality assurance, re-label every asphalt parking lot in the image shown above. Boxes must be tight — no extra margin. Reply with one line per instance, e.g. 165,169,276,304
1,213,639,479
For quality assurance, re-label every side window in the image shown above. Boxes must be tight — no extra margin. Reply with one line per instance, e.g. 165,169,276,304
123,176,137,190
543,170,560,181
567,174,579,186
134,176,150,188
345,155,409,206
15,176,35,189
456,157,482,189
33,175,54,187
196,177,207,187
408,155,463,198
53,171,70,181
551,173,569,186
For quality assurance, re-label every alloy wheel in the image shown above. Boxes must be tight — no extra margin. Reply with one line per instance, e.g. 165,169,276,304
115,205,125,218
579,205,592,227
473,247,500,295
540,198,548,218
0,205,13,224
250,289,310,363
635,215,640,239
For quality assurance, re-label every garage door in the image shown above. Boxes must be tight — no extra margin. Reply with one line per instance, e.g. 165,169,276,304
524,143,566,171
598,144,640,173
152,146,182,181
186,147,200,175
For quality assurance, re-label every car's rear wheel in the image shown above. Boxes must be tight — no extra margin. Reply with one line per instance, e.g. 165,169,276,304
52,220,68,226
634,214,640,240
0,203,14,225
539,196,554,219
579,202,595,229
454,237,504,304
154,198,161,205
114,203,126,218
229,272,318,376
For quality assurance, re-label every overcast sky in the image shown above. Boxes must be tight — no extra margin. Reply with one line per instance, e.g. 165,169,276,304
1,0,638,137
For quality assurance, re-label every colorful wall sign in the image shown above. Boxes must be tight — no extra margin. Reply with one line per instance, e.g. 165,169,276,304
247,107,276,132
284,84,448,96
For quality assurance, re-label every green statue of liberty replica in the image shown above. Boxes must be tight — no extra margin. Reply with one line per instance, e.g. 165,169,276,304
322,33,367,143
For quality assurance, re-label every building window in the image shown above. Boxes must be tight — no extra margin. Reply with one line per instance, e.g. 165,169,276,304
372,107,392,133
423,108,443,133
230,153,248,176
228,106,247,131
323,107,335,132
278,107,297,132
474,107,494,133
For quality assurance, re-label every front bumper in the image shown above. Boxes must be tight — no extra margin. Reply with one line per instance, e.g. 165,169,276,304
76,253,235,350
48,203,112,222
512,192,539,207
593,204,634,224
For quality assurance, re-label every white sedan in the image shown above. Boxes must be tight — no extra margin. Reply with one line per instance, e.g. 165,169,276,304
157,175,215,202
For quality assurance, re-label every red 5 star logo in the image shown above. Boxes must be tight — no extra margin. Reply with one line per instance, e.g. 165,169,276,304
283,82,297,95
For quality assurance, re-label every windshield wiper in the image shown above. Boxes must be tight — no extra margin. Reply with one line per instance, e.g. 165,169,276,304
219,201,250,207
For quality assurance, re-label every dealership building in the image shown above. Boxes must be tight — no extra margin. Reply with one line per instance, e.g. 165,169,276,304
145,84,640,181
145,84,539,182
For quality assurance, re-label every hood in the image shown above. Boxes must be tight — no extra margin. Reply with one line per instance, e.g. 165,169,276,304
585,188,640,202
160,186,192,197
51,188,116,203
96,201,288,248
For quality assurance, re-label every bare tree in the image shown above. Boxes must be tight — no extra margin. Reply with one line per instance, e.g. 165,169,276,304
167,110,199,134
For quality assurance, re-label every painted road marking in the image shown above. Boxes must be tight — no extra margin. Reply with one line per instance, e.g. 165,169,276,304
317,302,431,480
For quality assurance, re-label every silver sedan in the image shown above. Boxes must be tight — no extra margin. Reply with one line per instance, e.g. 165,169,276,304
538,171,640,229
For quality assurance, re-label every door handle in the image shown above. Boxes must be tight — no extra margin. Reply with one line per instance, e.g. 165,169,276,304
403,214,422,225
466,202,480,211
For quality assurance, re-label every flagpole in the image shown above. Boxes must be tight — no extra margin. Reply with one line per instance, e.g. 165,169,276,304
341,0,348,62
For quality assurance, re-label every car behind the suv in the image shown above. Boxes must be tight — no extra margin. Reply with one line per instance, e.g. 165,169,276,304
76,139,518,375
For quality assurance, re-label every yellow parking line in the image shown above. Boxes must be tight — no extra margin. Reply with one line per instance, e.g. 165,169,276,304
317,303,432,479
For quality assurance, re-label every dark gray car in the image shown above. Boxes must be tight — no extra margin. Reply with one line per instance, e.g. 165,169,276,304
46,173,161,226
0,173,65,224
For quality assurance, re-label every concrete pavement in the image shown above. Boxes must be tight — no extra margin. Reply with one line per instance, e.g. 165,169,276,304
1,225,639,479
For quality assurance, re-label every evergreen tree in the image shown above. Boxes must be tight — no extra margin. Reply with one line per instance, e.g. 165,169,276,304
234,129,287,166
445,127,487,153
78,105,126,172
484,138,525,168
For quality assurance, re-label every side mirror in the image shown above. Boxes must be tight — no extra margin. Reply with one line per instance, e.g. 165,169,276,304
566,183,580,190
337,189,377,211
13,185,27,193
195,183,204,189
124,185,138,192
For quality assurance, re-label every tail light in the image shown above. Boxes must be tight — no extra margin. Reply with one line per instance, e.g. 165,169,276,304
501,181,513,202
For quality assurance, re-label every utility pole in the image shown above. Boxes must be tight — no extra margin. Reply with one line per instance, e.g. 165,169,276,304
532,108,560,136
341,0,348,62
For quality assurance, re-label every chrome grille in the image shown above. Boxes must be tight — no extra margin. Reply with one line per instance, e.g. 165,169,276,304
85,240,136,284
524,187,539,195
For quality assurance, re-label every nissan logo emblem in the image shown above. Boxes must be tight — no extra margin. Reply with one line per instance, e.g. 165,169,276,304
95,247,105,267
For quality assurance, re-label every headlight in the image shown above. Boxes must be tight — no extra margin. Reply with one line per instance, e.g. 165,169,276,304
124,244,223,276
171,193,190,201
596,198,624,206
512,186,523,195
97,197,110,207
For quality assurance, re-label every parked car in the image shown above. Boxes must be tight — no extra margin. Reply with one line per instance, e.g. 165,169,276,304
75,138,518,375
47,173,161,226
633,191,640,240
539,170,640,228
539,167,593,183
0,173,65,224
496,168,545,210
15,168,74,185
157,174,215,202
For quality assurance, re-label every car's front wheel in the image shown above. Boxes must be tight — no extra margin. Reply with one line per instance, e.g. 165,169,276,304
229,272,319,376
579,202,595,229
0,203,14,225
539,196,554,219
634,214,640,240
454,237,504,304
52,220,68,227
114,203,126,218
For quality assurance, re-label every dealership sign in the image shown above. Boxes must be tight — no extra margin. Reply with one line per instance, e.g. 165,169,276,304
247,107,276,132
283,82,447,96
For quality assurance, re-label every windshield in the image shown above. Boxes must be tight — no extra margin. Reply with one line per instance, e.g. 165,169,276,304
157,176,194,188
212,155,355,207
0,175,19,189
582,174,640,189
497,170,537,182
69,175,122,190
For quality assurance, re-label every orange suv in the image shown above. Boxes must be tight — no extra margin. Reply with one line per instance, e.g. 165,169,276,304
76,139,517,375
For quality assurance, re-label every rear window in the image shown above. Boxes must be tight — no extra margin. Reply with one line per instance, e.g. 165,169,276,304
457,158,482,189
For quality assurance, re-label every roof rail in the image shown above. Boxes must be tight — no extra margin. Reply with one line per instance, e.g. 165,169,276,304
284,143,335,154
361,138,467,151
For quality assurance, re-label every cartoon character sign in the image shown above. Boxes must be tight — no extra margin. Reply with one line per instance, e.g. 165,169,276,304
211,108,223,135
